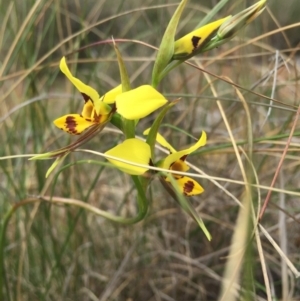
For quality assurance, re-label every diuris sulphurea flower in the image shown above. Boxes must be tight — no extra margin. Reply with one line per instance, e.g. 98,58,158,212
172,0,267,60
53,57,122,135
144,129,207,196
104,130,206,196
31,57,169,178
54,57,168,134
173,16,231,60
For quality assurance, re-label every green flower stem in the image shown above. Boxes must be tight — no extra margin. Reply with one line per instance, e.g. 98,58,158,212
146,102,177,162
123,119,136,139
157,60,183,85
110,113,123,131
131,175,149,222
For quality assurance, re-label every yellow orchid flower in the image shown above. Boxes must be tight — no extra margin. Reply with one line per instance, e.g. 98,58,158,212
173,16,231,60
115,85,168,120
104,130,206,196
144,129,207,196
105,138,151,175
54,57,122,135
172,0,266,60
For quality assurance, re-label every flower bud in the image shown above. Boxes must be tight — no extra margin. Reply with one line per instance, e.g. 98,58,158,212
217,0,267,40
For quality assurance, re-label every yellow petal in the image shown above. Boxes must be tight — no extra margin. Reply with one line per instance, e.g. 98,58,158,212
174,16,231,59
81,100,94,119
115,85,168,120
170,159,189,173
143,128,176,153
100,84,122,104
162,131,206,169
60,57,102,114
82,101,111,121
166,176,204,196
53,114,95,135
105,138,151,175
183,131,207,154
98,101,112,117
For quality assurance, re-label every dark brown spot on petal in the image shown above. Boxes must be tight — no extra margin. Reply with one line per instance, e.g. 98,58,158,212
81,93,90,103
80,114,92,122
183,180,194,195
111,103,117,113
191,36,201,51
65,116,78,134
93,114,100,123
180,155,187,161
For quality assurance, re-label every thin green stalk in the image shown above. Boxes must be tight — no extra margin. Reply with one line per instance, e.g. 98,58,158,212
131,175,149,222
157,60,184,84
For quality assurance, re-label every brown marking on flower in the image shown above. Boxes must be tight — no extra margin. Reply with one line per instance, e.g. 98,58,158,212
93,113,101,123
80,114,92,122
180,155,187,161
170,160,183,172
81,93,90,103
183,180,194,195
111,103,117,113
191,36,201,51
65,116,78,134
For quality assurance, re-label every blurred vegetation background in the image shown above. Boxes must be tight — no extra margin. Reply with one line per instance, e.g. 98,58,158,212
0,0,300,300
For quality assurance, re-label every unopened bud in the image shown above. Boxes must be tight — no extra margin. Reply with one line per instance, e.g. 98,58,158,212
217,0,267,40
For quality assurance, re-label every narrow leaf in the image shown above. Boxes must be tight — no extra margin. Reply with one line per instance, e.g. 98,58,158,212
152,0,189,87
113,38,131,92
45,153,69,178
113,38,134,138
166,174,212,241
146,100,178,162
